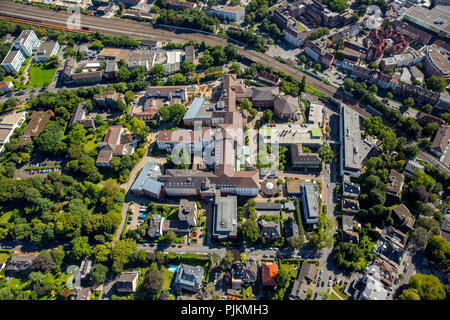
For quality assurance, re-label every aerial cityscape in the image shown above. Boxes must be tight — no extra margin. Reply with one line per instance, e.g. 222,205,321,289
0,0,448,303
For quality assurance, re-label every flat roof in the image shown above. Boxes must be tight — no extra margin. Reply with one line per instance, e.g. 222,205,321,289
404,5,450,36
302,183,319,220
213,195,237,238
341,105,366,171
262,123,323,146
212,5,244,13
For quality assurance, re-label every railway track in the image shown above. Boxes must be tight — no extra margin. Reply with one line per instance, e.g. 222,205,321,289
0,0,371,117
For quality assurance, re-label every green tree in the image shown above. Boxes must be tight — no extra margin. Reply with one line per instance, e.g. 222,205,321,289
164,231,177,243
263,109,273,123
425,75,447,93
93,243,111,263
90,263,108,286
90,40,104,51
111,238,136,273
319,145,334,164
276,268,290,288
403,97,415,108
71,236,92,261
117,66,131,82
142,269,164,295
242,219,259,243
397,288,421,300
409,274,446,300
425,235,450,272
221,251,234,270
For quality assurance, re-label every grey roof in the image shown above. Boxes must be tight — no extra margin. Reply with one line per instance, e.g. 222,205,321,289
341,105,365,172
174,264,204,291
358,275,388,300
213,195,238,239
404,160,424,175
258,221,281,239
116,272,138,292
254,202,282,211
285,222,299,239
69,104,87,127
105,60,118,73
298,262,316,283
343,181,360,196
232,261,257,282
35,41,58,59
16,30,35,45
2,48,22,65
302,183,319,221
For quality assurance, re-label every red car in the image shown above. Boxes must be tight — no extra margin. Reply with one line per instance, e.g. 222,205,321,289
178,244,183,248
192,233,197,237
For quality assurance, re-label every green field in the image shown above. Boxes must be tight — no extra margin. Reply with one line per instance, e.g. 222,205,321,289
27,63,58,88
0,253,10,263
0,211,12,224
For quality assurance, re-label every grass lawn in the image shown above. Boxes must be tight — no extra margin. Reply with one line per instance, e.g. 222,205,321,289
162,269,175,290
329,291,341,300
333,283,348,300
5,277,29,290
27,63,57,88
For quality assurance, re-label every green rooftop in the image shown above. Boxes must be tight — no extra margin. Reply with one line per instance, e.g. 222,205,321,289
311,128,322,138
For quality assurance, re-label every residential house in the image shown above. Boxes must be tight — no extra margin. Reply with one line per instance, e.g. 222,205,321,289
386,170,405,200
71,287,91,300
403,159,424,179
116,272,139,294
440,213,450,242
5,252,40,276
341,198,360,214
257,71,280,86
96,126,135,167
231,262,257,290
0,81,14,94
165,0,195,10
147,214,164,238
1,30,40,73
94,91,124,108
179,199,197,227
145,85,187,101
431,125,450,157
18,110,53,148
33,41,60,62
0,111,26,153
351,274,388,300
103,60,118,79
392,204,415,231
289,261,317,300
342,214,360,243
162,219,190,236
260,262,278,287
258,221,281,242
69,104,96,129
342,178,360,198
174,264,204,292
285,222,299,242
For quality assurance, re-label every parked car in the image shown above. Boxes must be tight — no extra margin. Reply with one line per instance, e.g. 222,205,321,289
328,280,332,287
178,244,183,248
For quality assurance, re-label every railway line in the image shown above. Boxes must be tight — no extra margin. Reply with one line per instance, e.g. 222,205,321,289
0,0,370,119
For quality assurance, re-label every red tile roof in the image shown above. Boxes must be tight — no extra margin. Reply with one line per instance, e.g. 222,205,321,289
261,262,278,286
